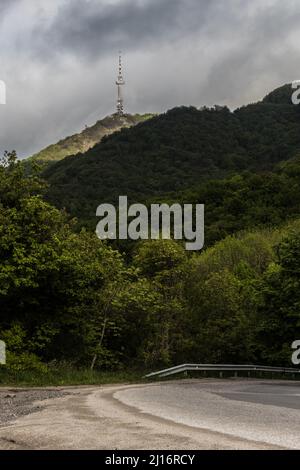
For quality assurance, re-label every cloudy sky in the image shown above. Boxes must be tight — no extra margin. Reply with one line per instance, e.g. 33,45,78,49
0,0,300,158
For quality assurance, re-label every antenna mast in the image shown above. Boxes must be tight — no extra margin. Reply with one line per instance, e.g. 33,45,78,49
116,52,125,115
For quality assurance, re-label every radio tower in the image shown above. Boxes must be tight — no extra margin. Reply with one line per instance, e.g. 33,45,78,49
116,52,125,115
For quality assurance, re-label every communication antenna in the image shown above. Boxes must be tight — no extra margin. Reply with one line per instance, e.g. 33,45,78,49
116,51,125,115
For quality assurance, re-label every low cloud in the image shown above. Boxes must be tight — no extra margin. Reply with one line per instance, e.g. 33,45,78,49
0,0,299,157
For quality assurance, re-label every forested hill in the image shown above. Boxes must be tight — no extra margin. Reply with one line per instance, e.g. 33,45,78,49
43,84,300,224
262,83,294,104
2,84,300,375
28,113,153,164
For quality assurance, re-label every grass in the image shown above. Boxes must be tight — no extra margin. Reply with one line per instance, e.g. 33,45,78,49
1,366,299,387
0,366,148,387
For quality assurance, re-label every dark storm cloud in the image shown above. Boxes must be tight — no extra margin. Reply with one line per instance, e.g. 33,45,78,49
0,0,17,16
200,2,300,105
34,0,218,60
0,0,15,11
1,0,300,158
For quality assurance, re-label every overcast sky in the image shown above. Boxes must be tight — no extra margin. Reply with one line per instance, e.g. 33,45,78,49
0,0,300,158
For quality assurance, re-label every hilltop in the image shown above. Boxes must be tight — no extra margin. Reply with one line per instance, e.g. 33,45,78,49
29,113,154,164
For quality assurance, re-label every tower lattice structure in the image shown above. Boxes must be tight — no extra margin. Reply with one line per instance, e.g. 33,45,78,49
116,52,125,115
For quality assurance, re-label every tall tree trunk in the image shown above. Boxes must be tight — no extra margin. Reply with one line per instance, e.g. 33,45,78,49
90,285,119,371
90,316,108,370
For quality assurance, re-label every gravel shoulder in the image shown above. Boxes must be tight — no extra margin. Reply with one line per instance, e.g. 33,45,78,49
0,389,68,426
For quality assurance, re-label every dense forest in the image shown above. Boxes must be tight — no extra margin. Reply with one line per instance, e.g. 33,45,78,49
1,84,300,378
44,84,300,228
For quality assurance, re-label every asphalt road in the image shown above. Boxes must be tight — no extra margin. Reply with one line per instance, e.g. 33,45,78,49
116,379,300,449
0,379,299,449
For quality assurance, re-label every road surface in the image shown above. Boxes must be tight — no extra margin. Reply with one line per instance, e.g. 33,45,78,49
0,379,299,449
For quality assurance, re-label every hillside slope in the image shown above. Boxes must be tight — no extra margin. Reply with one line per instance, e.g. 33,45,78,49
29,113,153,163
42,84,300,225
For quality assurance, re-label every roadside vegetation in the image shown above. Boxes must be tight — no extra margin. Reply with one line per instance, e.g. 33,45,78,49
0,364,144,387
1,146,300,387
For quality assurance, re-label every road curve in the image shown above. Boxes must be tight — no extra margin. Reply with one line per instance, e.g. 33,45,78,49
0,379,299,449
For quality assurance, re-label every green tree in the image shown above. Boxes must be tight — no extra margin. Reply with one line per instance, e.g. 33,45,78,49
255,230,300,364
132,240,189,367
0,152,127,370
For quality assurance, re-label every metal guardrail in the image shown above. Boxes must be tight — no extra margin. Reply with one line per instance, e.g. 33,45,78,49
145,363,300,378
